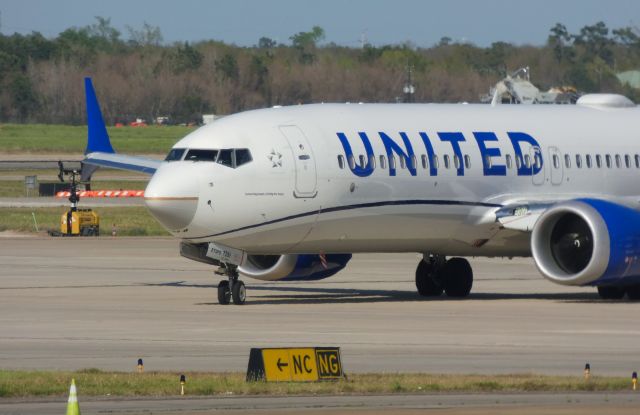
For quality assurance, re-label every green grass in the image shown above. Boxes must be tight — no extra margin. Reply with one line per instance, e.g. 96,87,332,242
0,124,195,154
0,207,169,236
0,371,632,398
0,180,148,197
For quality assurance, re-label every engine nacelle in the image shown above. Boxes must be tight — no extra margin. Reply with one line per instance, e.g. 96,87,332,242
531,199,640,286
239,254,352,281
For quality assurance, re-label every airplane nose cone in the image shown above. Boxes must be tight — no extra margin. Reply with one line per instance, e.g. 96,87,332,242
144,165,199,230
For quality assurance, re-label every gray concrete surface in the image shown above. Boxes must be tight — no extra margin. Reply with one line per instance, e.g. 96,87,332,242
2,392,639,415
0,237,638,375
0,197,145,207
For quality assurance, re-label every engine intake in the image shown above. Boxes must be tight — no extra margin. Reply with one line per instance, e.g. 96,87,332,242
532,199,640,286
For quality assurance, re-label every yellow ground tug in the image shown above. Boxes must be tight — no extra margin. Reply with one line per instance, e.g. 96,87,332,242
55,161,100,236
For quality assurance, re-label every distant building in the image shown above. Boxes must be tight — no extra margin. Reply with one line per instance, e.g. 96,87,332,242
480,67,580,105
616,70,640,89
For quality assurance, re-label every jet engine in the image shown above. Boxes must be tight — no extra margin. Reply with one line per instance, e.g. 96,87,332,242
179,243,351,281
239,254,352,281
531,199,640,286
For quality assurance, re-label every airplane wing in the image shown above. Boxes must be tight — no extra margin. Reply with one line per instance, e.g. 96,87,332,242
494,202,554,232
80,77,161,179
84,152,160,174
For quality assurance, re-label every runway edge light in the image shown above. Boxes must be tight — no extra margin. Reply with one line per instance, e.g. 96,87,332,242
584,363,591,381
137,358,144,373
246,347,345,382
180,374,186,396
633,371,637,391
66,378,80,415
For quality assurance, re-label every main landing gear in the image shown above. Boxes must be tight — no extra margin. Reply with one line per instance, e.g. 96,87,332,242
597,284,640,300
415,255,473,298
216,264,246,305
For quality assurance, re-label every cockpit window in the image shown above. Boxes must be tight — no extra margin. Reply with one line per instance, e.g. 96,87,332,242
217,149,234,167
165,148,186,161
235,149,252,167
182,148,253,168
185,149,218,161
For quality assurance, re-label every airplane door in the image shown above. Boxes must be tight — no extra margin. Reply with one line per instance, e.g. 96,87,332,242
548,146,563,185
279,125,318,198
531,146,544,185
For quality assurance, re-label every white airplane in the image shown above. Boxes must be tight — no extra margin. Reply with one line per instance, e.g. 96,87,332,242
82,78,640,305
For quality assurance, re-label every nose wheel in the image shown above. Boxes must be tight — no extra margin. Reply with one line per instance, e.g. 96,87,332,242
216,265,246,305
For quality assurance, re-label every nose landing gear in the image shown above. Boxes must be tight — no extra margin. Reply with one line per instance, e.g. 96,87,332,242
416,255,473,298
216,264,246,305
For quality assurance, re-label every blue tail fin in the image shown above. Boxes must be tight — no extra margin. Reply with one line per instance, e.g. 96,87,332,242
84,77,115,154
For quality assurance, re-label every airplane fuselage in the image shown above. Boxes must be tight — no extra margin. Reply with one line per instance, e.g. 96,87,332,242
143,103,640,257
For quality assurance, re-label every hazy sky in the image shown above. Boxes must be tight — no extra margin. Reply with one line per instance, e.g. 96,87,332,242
1,0,639,47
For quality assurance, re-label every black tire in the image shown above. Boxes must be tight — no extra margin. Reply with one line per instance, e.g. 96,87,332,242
626,285,640,301
597,286,626,300
443,257,473,298
232,280,246,305
415,260,443,296
217,280,231,305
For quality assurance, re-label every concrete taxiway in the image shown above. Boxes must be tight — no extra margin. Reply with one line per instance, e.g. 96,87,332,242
2,393,639,415
0,236,638,375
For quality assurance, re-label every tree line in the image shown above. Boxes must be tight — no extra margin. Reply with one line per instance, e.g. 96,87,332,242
1,18,640,124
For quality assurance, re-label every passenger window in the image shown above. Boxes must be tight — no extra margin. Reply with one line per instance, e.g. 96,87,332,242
234,149,252,167
348,155,355,170
535,153,542,169
596,155,602,168
185,149,219,162
586,154,592,168
444,155,450,169
605,154,612,168
337,155,345,169
505,154,512,169
454,154,460,170
400,156,406,169
564,154,571,168
379,155,387,169
625,154,631,168
464,155,471,169
431,155,439,169
524,154,531,168
165,148,186,161
485,155,492,168
552,154,559,169
421,155,428,169
359,155,366,168
576,154,582,168
615,154,621,168
516,156,522,169
636,154,640,168
369,155,376,169
217,149,233,167
410,155,417,170
389,155,396,170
